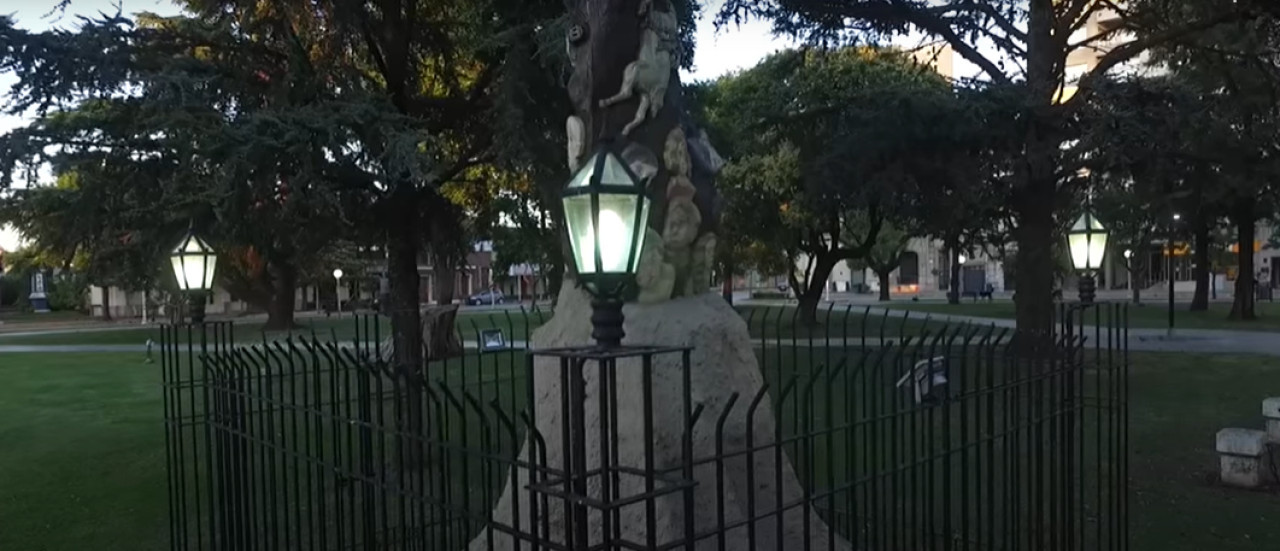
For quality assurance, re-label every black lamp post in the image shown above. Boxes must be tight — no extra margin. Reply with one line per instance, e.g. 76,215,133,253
1067,211,1108,304
562,141,652,348
1168,213,1182,336
170,229,218,324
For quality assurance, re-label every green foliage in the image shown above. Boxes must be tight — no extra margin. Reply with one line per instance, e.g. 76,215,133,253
0,274,19,307
712,0,1276,330
1121,4,1280,317
1081,77,1199,284
490,197,561,294
863,220,911,276
705,46,986,313
47,272,87,312
0,9,389,322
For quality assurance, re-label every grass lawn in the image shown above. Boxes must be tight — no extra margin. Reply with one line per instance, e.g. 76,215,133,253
1127,354,1280,550
0,305,939,346
0,310,90,324
2,348,1277,550
884,300,1280,332
0,353,169,551
0,310,551,346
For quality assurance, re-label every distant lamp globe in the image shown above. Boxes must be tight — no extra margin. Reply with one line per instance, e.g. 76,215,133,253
1067,211,1108,304
332,268,345,314
562,141,652,347
170,229,217,323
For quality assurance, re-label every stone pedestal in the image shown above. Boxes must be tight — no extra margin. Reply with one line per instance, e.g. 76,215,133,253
1216,428,1269,488
470,286,846,550
29,270,50,313
1263,397,1280,443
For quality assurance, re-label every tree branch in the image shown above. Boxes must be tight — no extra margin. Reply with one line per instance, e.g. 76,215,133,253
1058,0,1102,41
1065,8,1260,114
760,0,1014,84
834,203,883,260
965,1,1027,43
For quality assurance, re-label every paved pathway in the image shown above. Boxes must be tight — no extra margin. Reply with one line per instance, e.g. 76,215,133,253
0,344,150,353
857,306,1280,357
4,333,1279,357
3,304,1278,356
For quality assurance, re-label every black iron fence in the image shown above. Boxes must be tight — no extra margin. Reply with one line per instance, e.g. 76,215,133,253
162,303,1128,550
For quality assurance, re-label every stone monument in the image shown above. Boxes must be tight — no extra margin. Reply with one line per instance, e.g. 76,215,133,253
29,270,50,313
470,1,846,548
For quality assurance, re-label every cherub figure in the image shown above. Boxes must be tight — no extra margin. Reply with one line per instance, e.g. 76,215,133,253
598,3,679,135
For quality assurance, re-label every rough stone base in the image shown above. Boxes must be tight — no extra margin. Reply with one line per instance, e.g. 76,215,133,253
1216,428,1269,489
469,286,847,550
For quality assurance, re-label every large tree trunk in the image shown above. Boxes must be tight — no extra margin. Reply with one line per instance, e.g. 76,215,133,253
1012,197,1057,335
796,287,823,326
1012,1,1061,338
101,286,112,321
1191,218,1211,312
1130,268,1142,305
798,256,836,324
387,192,424,372
877,268,893,302
387,190,426,467
948,245,962,305
263,263,298,330
722,260,735,304
1229,203,1257,321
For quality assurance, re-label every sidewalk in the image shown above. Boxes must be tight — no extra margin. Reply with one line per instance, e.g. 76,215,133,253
5,330,1278,357
858,306,1280,357
0,303,536,335
0,319,144,335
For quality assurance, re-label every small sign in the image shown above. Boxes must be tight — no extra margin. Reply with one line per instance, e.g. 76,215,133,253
479,329,507,353
895,356,949,405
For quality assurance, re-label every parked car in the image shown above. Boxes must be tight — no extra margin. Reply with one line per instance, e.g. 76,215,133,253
466,289,506,306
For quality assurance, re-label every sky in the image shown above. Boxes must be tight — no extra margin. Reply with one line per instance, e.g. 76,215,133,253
0,0,791,253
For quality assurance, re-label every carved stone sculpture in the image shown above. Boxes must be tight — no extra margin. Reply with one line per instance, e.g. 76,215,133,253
473,4,847,549
663,198,701,250
663,197,700,295
687,232,717,295
620,142,660,184
666,175,696,202
566,115,585,171
635,228,676,304
689,128,725,175
663,127,691,178
598,6,678,135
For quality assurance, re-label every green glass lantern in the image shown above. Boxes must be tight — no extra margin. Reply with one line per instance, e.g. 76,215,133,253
561,141,653,346
562,143,652,298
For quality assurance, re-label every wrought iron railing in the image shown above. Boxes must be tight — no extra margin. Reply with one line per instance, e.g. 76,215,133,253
161,303,1128,550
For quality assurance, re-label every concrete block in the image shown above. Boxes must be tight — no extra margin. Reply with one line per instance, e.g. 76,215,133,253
1264,398,1280,442
1216,428,1269,488
1264,397,1280,419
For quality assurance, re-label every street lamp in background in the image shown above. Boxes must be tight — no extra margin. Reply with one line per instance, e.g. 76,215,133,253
562,141,651,348
170,229,217,324
1067,211,1108,304
333,268,345,315
1168,214,1182,336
